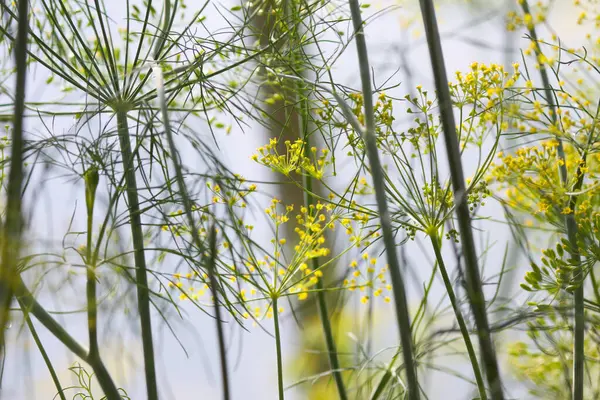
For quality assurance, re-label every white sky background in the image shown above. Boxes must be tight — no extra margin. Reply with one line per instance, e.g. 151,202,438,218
0,0,590,399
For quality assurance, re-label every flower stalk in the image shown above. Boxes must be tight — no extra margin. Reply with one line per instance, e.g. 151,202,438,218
0,0,29,349
418,0,504,398
430,233,487,400
519,2,584,398
348,1,420,398
115,110,158,400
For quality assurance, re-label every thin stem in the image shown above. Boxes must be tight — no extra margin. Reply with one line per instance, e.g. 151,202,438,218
519,2,584,398
566,158,586,400
84,167,100,357
591,268,600,305
573,280,584,399
273,296,285,400
417,1,504,398
298,91,348,399
115,110,158,400
152,0,171,59
430,234,487,400
0,0,29,347
347,1,420,399
207,225,231,400
19,299,67,400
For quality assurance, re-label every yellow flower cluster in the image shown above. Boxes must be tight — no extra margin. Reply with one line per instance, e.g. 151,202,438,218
490,139,600,223
252,138,331,180
343,254,392,304
315,92,400,156
449,62,520,131
164,197,356,323
167,271,209,301
506,1,548,31
207,177,256,207
491,141,565,216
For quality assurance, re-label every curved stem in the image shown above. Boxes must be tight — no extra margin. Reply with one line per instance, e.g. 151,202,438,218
115,110,158,400
273,296,285,400
348,1,420,398
430,234,487,400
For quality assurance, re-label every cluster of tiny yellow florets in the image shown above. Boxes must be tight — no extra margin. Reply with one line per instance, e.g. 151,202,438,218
315,92,400,156
343,254,393,305
160,177,256,236
167,271,209,301
165,195,388,322
207,176,257,206
490,139,600,224
451,62,519,108
506,1,548,32
252,138,331,179
422,180,453,211
450,62,521,146
164,198,336,316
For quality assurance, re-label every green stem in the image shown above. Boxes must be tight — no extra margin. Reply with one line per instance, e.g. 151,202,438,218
152,0,171,59
430,234,487,400
273,296,285,400
297,94,348,400
417,1,504,398
314,280,348,398
519,2,585,398
591,268,600,305
0,0,29,348
19,299,67,400
207,225,231,400
115,110,158,400
84,167,100,357
348,1,420,398
566,160,586,400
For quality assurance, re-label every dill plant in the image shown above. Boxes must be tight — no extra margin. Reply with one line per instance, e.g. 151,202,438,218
489,1,600,399
3,0,600,399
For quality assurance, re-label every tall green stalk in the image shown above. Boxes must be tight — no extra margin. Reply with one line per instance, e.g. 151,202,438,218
430,234,487,400
282,2,347,394
519,3,583,398
115,110,158,400
0,0,28,347
84,167,100,358
296,90,348,399
347,1,420,399
417,1,504,398
207,225,230,400
272,295,285,400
